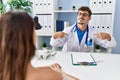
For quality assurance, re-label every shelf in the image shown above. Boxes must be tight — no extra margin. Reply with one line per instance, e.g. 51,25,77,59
35,30,53,36
53,10,78,13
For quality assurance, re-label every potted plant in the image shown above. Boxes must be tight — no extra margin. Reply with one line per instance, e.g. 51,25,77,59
0,0,33,16
0,1,6,15
42,42,47,50
95,44,101,52
8,0,33,13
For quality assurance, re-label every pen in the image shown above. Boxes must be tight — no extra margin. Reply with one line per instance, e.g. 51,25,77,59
50,51,57,56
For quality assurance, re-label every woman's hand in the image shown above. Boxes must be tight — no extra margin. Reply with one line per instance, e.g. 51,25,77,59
50,63,80,80
49,63,62,72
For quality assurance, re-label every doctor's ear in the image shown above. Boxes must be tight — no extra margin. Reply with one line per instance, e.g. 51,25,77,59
89,16,91,20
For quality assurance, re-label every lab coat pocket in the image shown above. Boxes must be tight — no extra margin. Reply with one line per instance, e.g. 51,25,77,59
83,44,93,52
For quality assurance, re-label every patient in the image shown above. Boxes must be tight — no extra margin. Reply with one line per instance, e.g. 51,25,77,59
0,10,79,80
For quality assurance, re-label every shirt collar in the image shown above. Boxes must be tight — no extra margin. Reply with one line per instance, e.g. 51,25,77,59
74,23,88,32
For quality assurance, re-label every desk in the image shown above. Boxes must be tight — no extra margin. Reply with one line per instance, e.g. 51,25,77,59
31,50,120,80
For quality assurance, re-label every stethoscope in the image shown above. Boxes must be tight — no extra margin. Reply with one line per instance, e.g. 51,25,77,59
71,23,92,46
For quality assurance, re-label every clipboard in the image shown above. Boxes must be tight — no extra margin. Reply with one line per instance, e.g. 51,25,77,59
71,53,97,66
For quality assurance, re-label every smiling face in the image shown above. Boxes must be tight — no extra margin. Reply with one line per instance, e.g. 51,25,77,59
77,10,91,25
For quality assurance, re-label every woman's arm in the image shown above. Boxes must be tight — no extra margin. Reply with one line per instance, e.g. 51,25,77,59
50,63,80,80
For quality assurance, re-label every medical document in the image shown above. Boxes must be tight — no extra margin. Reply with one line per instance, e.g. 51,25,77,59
71,53,97,66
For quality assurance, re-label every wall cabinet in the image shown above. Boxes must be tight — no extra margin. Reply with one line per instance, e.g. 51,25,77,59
89,0,116,35
33,0,58,36
89,0,116,53
33,0,58,49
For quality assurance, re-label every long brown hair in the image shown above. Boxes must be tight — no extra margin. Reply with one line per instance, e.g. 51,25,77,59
0,10,35,80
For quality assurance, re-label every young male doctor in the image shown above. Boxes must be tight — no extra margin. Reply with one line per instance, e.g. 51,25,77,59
50,6,116,52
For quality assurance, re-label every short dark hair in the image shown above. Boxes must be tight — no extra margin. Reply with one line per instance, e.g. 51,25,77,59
78,6,92,16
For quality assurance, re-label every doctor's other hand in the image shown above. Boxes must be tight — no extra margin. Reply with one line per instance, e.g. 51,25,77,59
53,31,67,39
95,32,111,41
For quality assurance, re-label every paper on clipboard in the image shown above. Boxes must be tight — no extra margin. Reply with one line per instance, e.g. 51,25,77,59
71,53,97,66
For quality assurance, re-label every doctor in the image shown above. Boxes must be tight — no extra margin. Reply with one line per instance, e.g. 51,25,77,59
50,6,116,52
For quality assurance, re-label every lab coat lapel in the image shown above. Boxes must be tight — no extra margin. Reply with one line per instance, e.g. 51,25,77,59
79,31,87,49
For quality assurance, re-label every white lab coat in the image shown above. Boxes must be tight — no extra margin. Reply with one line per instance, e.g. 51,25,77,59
50,23,116,52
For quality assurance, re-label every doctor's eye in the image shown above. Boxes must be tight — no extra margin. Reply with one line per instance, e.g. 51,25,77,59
78,12,89,17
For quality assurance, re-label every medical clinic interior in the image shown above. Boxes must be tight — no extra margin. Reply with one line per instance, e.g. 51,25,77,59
1,0,120,53
0,0,120,80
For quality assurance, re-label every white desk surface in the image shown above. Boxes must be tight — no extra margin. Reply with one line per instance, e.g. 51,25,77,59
31,50,120,80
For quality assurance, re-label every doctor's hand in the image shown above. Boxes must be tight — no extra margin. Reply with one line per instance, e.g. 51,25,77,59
94,32,111,41
53,31,67,39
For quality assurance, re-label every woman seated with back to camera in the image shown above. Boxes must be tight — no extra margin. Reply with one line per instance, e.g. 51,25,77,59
0,10,79,80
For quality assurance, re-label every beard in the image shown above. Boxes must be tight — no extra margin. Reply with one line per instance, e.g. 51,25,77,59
78,18,84,25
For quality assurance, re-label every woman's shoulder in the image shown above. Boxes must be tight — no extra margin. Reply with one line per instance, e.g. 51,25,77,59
26,67,62,80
